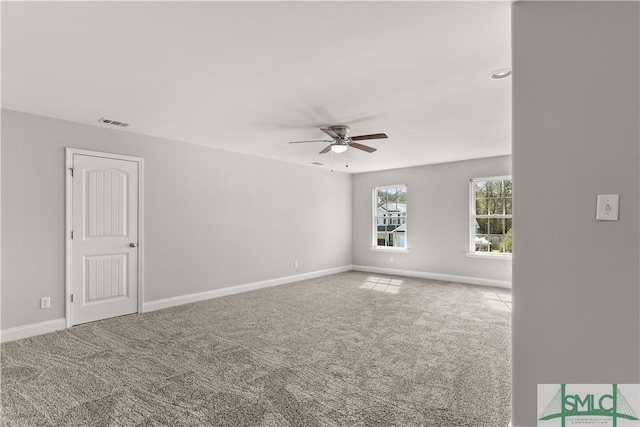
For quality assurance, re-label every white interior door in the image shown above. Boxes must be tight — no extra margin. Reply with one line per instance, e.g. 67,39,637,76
70,153,139,326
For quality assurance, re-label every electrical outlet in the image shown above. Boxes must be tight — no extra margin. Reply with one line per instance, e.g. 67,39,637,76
294,260,299,268
40,297,51,309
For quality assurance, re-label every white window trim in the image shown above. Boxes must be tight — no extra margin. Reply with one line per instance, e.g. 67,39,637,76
369,246,411,253
469,175,512,259
372,184,408,251
465,251,511,260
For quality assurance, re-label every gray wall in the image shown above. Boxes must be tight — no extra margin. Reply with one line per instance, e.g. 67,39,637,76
352,156,512,284
512,2,640,426
1,109,352,329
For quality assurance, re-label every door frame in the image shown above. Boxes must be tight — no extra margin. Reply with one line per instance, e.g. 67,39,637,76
65,148,145,328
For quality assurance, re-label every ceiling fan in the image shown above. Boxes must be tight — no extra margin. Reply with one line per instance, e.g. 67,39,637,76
288,125,388,154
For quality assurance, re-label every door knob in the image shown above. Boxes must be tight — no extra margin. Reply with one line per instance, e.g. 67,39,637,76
129,243,137,248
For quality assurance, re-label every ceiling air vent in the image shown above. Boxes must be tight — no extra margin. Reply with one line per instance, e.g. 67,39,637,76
98,117,130,127
311,162,324,166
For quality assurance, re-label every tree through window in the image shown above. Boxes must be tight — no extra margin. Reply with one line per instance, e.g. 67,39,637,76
471,177,512,254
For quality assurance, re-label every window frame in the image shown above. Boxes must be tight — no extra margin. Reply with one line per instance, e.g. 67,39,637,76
468,175,512,259
371,184,409,252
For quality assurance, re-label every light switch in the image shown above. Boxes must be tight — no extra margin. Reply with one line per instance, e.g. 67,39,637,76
596,194,619,221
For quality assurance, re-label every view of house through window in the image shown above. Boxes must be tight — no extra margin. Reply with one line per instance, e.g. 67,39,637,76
471,177,512,254
375,186,407,248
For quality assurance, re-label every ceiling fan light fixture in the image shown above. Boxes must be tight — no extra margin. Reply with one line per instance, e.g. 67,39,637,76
331,144,348,153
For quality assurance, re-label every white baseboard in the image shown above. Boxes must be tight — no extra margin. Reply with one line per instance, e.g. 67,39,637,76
143,265,353,313
352,265,511,289
0,318,66,343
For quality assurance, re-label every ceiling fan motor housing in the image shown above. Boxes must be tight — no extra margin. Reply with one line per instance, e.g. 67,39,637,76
329,125,351,140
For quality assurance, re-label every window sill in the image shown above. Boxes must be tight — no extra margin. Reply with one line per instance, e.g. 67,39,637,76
465,252,512,260
369,247,410,254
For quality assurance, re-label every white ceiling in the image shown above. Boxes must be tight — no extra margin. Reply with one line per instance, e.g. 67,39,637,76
1,1,512,174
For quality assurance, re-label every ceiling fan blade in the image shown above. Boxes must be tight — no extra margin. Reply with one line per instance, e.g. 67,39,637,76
320,128,340,139
349,142,377,153
350,133,388,141
319,144,333,154
288,139,333,144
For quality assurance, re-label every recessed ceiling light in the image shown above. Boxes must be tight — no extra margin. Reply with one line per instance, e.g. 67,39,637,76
491,68,512,80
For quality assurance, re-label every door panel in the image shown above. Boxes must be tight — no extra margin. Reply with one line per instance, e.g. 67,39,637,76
86,169,128,238
84,254,128,301
71,154,138,325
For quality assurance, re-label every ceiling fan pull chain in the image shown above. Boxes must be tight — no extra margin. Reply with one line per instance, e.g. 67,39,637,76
331,150,334,172
346,147,349,168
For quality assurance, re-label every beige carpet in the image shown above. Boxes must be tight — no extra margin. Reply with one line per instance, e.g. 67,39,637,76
1,271,511,426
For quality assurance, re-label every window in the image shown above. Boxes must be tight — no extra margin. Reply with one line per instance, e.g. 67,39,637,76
470,176,512,255
374,185,407,249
